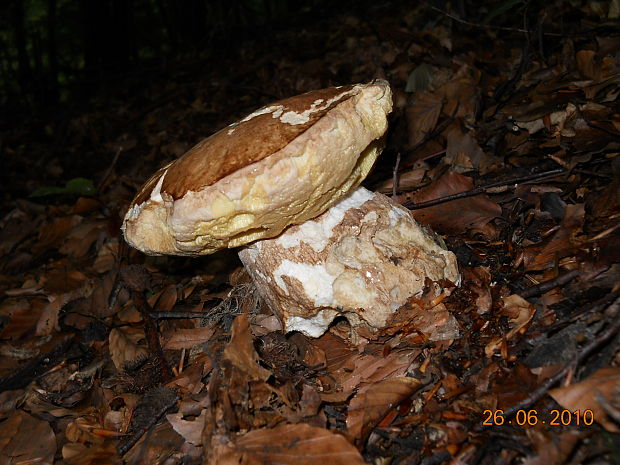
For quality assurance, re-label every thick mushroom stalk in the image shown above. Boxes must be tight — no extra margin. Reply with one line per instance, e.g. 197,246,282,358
238,187,459,337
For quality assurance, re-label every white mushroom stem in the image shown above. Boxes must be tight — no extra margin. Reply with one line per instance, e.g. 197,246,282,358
238,187,460,338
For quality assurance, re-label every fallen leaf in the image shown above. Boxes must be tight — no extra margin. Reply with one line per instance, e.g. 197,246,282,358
406,91,443,147
549,366,620,432
108,327,148,371
445,126,493,174
524,203,585,271
150,283,178,311
0,410,56,465
347,376,421,444
222,313,270,381
215,423,366,465
522,428,583,465
167,409,206,445
33,215,82,255
411,171,501,235
59,219,106,258
485,295,535,357
0,298,41,340
163,327,214,350
62,442,120,465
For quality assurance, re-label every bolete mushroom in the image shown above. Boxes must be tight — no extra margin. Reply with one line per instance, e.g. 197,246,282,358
122,80,459,338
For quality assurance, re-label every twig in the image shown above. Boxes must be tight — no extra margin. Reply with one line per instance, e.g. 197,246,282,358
150,311,209,320
422,1,599,38
424,2,530,33
98,147,123,193
518,269,580,299
537,12,547,64
132,291,173,383
493,9,531,104
392,152,401,198
120,265,173,383
476,297,620,431
402,167,567,210
544,289,619,334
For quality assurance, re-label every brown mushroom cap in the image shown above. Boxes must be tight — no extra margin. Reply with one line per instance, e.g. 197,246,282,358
122,80,393,256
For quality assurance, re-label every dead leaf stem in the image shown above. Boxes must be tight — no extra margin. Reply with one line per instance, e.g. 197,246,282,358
403,167,567,210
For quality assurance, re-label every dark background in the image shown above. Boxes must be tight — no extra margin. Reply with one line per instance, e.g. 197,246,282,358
0,0,610,203
2,0,402,203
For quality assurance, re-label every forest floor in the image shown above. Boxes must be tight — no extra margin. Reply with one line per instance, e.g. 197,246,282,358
0,2,619,464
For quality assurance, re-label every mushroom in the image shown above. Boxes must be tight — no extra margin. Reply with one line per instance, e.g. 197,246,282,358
122,80,459,338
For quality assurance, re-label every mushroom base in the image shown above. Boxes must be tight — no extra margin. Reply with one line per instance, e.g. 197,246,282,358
238,187,460,339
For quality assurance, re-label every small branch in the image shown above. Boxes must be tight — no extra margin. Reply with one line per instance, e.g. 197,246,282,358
392,152,401,198
150,311,209,320
518,269,580,299
537,12,547,64
120,265,173,383
402,168,567,210
424,2,530,33
422,1,601,38
132,291,173,383
98,147,123,193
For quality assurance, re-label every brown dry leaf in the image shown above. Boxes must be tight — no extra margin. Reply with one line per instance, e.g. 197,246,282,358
167,358,208,395
250,314,283,336
167,409,206,445
0,297,40,340
62,442,120,465
347,376,421,444
376,168,426,194
384,301,458,342
0,207,40,256
215,423,365,465
515,103,577,137
406,91,443,147
123,422,184,465
576,49,599,80
163,327,215,350
342,350,419,395
445,126,497,175
151,283,178,311
66,416,107,445
108,327,148,371
0,410,56,465
522,428,583,465
36,296,62,336
441,64,480,120
493,362,539,408
43,268,89,294
91,240,119,273
589,176,620,218
309,333,350,373
549,366,620,432
33,214,82,254
462,266,492,314
411,171,501,235
59,219,106,258
485,294,535,357
37,273,97,336
223,314,271,381
298,383,322,418
524,203,585,271
71,196,101,214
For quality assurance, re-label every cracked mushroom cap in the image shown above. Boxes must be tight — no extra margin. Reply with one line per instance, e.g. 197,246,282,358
122,80,393,256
